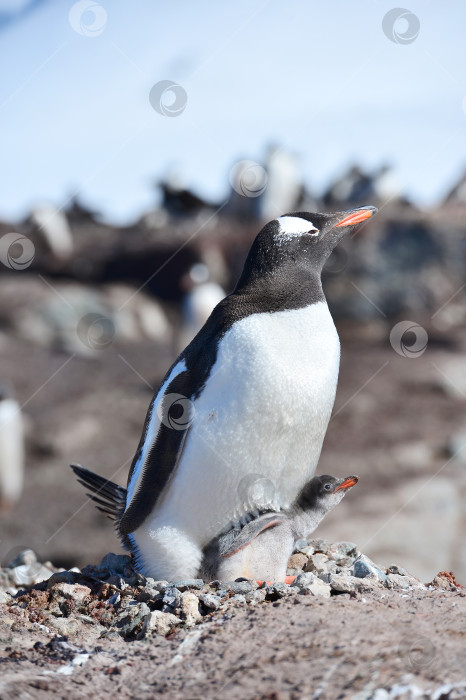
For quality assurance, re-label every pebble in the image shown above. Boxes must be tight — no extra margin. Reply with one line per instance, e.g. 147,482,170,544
99,553,133,575
162,587,182,608
352,554,387,583
264,583,294,600
231,594,247,604
328,573,361,594
295,572,331,598
245,589,267,604
199,593,222,610
305,553,337,575
143,610,181,636
53,583,92,604
287,553,308,574
228,580,255,595
179,591,201,625
172,579,204,591
114,601,150,639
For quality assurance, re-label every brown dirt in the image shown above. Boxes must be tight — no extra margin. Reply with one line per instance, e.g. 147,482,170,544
1,587,465,699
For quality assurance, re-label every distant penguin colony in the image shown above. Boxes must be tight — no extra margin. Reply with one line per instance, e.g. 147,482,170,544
73,206,376,582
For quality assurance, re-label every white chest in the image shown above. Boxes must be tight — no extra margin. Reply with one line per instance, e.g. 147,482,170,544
153,302,340,541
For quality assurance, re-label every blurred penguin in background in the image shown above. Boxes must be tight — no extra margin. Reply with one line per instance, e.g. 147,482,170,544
0,382,24,511
30,202,74,260
259,144,303,220
179,263,225,349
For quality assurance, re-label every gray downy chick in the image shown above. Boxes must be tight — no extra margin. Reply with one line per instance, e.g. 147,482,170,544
201,475,359,583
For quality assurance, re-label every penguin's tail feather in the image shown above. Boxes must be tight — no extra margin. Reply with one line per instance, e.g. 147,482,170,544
70,463,127,522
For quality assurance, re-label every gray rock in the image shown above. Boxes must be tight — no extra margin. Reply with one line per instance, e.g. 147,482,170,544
328,573,360,594
214,588,229,599
384,573,411,590
295,572,331,598
114,601,151,639
179,591,201,625
228,580,255,595
171,579,204,591
264,583,294,600
99,553,132,576
245,589,267,604
143,610,181,636
52,583,92,604
145,578,169,592
326,542,359,562
48,617,83,637
231,594,247,604
294,572,316,587
304,553,336,575
46,571,76,588
199,593,221,610
162,586,182,608
352,555,387,583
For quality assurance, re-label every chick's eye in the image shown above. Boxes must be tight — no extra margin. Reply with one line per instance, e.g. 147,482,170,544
324,484,332,491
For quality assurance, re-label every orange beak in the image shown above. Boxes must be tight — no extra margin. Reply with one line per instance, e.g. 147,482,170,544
334,475,359,492
334,207,377,228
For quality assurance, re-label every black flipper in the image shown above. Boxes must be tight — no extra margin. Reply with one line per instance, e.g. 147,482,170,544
70,463,127,524
220,513,286,558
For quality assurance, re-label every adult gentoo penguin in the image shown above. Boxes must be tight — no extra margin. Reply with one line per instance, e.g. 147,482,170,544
202,474,359,582
72,205,376,580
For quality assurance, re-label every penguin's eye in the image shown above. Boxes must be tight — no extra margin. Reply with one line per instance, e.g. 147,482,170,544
324,483,332,491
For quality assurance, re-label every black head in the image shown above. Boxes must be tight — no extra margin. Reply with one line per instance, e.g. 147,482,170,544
295,474,360,513
234,206,377,306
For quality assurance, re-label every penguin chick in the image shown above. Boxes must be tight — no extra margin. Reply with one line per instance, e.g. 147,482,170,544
202,475,359,583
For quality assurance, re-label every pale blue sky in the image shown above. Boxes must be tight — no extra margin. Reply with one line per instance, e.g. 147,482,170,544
1,0,466,223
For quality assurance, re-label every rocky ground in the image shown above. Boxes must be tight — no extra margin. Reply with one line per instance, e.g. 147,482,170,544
1,542,465,700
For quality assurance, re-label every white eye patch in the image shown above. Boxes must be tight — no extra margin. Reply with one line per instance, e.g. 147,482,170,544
276,216,319,241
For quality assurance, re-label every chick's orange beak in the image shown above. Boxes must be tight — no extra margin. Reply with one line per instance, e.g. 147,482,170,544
334,475,360,492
